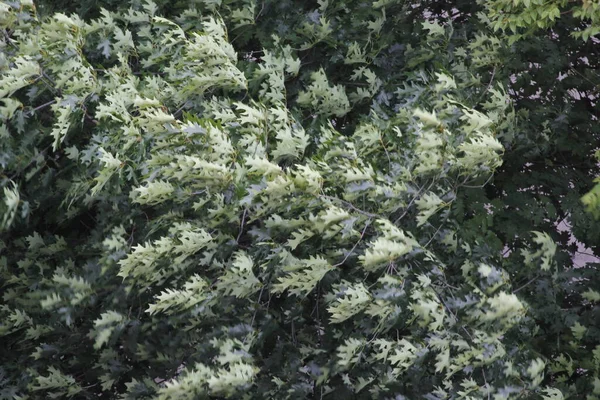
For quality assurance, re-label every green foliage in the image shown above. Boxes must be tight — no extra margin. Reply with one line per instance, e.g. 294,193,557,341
1,0,600,399
482,0,600,42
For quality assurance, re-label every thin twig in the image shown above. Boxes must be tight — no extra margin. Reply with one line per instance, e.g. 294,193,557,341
333,220,371,267
38,72,59,96
173,102,188,118
394,180,435,225
127,225,136,247
393,197,416,224
236,208,248,243
379,136,391,172
249,285,265,329
432,287,458,325
255,0,265,21
423,223,444,248
29,99,56,114
42,71,56,86
474,66,497,105
2,30,18,50
575,250,600,260
513,275,539,293
461,173,494,189
83,110,98,125
481,367,491,400
569,67,600,88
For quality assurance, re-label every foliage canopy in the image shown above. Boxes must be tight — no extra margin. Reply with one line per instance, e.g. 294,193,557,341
1,0,600,399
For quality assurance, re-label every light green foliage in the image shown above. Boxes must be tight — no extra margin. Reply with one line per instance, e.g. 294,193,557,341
273,255,333,297
147,274,208,314
0,182,20,231
482,0,600,41
415,192,444,227
31,366,82,398
297,69,351,117
0,57,40,98
90,310,125,349
218,252,261,298
583,175,600,218
521,231,557,271
328,282,371,324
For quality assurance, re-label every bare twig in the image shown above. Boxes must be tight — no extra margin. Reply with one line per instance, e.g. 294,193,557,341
83,110,98,125
236,208,248,243
482,367,491,400
575,250,600,260
379,136,391,172
333,221,371,267
127,225,136,246
29,99,56,114
474,66,497,105
513,275,539,294
423,222,444,248
255,0,265,21
173,102,188,118
393,180,435,225
249,285,265,330
461,173,494,189
2,30,18,50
